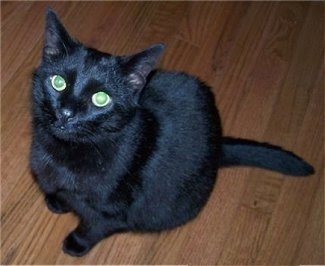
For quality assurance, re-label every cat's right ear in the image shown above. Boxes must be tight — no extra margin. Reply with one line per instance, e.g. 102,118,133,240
42,9,79,61
121,44,165,90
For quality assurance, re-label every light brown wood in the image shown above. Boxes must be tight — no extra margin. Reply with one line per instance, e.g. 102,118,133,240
1,2,323,264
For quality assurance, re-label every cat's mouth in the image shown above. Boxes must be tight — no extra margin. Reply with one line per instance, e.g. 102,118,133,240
50,120,88,142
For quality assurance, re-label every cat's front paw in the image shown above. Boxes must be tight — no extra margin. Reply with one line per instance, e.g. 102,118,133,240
62,231,92,257
45,194,70,214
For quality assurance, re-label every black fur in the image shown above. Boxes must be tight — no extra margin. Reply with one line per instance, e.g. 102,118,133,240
30,9,314,256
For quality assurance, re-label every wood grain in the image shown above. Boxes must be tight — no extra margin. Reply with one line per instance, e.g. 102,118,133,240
1,2,323,265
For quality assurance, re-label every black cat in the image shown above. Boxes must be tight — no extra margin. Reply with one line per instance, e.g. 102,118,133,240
30,9,314,257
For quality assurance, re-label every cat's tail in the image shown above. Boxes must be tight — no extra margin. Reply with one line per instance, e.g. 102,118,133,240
220,137,314,176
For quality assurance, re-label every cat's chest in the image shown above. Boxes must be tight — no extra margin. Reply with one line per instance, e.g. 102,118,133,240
50,142,110,175
31,139,115,194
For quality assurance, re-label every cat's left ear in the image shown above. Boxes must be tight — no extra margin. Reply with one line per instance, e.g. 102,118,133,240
43,8,79,61
122,44,165,90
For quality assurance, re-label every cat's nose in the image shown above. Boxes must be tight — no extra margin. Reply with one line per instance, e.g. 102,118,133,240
60,108,74,121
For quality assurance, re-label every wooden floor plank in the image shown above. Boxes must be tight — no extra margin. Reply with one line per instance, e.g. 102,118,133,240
1,2,323,264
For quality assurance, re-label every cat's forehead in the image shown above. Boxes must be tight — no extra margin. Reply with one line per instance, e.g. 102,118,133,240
55,47,119,79
83,47,117,68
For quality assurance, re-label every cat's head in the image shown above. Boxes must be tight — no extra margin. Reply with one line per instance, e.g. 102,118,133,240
32,9,164,142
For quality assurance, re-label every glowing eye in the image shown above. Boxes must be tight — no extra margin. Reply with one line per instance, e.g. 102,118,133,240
50,75,66,91
92,91,111,107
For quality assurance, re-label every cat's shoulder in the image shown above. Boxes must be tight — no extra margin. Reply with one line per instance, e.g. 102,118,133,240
142,70,214,105
140,70,216,120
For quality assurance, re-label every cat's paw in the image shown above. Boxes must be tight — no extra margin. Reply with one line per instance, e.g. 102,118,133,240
45,194,70,214
62,231,92,257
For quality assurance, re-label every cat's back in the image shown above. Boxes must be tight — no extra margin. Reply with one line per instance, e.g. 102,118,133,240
140,70,221,168
129,71,222,230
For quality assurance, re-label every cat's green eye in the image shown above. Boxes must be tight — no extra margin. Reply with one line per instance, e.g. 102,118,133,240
50,75,66,91
92,91,111,107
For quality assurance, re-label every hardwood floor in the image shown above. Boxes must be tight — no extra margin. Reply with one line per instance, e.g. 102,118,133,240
1,2,323,265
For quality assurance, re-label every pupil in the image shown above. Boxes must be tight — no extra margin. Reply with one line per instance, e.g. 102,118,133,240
55,77,64,87
96,93,107,104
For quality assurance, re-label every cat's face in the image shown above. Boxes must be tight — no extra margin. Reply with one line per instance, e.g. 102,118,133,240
32,9,164,143
33,46,136,142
